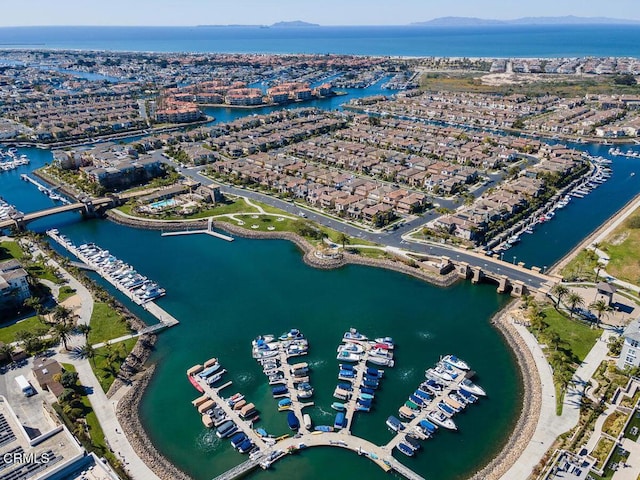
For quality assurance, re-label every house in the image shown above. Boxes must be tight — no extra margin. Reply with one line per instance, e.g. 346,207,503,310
618,317,640,370
32,358,65,397
0,260,31,312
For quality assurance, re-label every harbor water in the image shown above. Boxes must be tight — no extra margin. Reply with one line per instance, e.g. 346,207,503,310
2,77,640,480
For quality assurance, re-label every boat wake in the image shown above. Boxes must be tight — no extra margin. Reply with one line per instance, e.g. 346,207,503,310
235,372,255,385
195,430,221,452
418,331,434,341
316,407,333,417
397,367,415,381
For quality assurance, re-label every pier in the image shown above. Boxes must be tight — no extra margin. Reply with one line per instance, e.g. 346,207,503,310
197,333,429,480
20,173,71,204
46,230,179,333
161,218,234,242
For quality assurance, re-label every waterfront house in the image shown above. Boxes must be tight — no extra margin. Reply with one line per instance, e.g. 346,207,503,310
618,317,640,370
0,260,31,313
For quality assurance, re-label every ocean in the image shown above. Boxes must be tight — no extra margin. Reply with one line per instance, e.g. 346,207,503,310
1,25,640,57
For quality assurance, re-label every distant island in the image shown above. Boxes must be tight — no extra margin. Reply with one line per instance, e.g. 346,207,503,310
197,20,319,28
271,21,320,28
413,15,640,27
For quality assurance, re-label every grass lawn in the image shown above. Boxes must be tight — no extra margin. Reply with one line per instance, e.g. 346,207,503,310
0,241,24,261
92,337,137,392
603,213,640,283
57,286,77,303
88,303,133,345
560,249,600,282
542,307,601,363
624,410,640,441
348,247,390,260
0,316,47,344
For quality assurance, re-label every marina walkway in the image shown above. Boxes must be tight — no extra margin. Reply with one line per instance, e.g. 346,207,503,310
161,217,234,241
498,324,614,480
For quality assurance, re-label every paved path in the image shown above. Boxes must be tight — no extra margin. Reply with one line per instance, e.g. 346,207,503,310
499,325,614,480
22,239,161,480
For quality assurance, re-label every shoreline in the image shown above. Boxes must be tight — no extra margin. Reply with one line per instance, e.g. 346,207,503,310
104,210,540,480
550,191,640,274
469,302,541,480
105,210,461,288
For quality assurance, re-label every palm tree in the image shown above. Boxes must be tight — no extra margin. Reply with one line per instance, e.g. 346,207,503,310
52,305,74,325
23,297,45,315
567,292,584,319
77,343,96,367
76,324,91,340
551,284,569,308
336,232,350,250
53,322,73,350
589,300,612,328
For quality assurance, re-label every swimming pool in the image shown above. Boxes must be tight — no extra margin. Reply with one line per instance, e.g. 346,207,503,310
150,198,177,209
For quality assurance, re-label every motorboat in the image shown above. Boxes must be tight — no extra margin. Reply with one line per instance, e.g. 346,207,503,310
230,432,247,449
278,398,292,408
359,392,375,401
287,411,300,430
426,366,454,382
343,328,368,342
336,351,361,362
314,425,334,432
419,419,437,434
374,337,394,349
437,401,456,417
397,443,414,457
398,406,416,420
334,412,347,430
386,415,405,432
460,378,486,396
427,410,457,430
279,329,304,341
337,343,364,354
331,402,346,411
441,355,470,371
367,356,394,367
303,414,312,430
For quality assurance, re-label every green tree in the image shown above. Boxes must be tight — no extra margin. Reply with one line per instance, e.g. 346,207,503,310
566,292,584,319
551,284,569,308
76,324,91,340
53,322,73,350
589,300,611,328
52,305,74,325
77,343,96,367
336,232,350,250
60,371,79,389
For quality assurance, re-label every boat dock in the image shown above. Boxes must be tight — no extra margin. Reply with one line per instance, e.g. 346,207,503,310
189,343,428,480
161,218,234,242
20,173,70,204
47,230,179,332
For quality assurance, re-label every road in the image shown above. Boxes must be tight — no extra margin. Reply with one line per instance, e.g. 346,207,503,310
156,153,552,291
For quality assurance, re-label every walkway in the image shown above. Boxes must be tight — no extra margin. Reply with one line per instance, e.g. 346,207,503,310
499,324,614,480
22,239,161,480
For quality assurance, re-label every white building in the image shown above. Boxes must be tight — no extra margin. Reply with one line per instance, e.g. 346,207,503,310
618,318,640,370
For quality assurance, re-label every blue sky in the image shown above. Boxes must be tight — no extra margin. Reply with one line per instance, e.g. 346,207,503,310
3,0,640,26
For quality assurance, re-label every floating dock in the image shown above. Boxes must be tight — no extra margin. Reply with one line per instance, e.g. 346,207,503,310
161,218,234,242
47,230,178,332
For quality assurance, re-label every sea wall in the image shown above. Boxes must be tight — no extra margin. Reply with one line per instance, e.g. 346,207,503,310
469,303,542,480
116,365,193,480
105,211,459,287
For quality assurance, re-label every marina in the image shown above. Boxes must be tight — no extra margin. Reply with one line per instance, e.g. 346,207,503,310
0,147,29,172
46,229,179,335
384,357,485,458
47,229,167,305
185,328,485,480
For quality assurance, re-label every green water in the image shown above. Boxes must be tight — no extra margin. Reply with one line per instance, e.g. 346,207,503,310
57,221,519,480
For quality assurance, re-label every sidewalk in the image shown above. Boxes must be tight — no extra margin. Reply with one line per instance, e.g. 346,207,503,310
499,326,613,479
24,238,160,480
